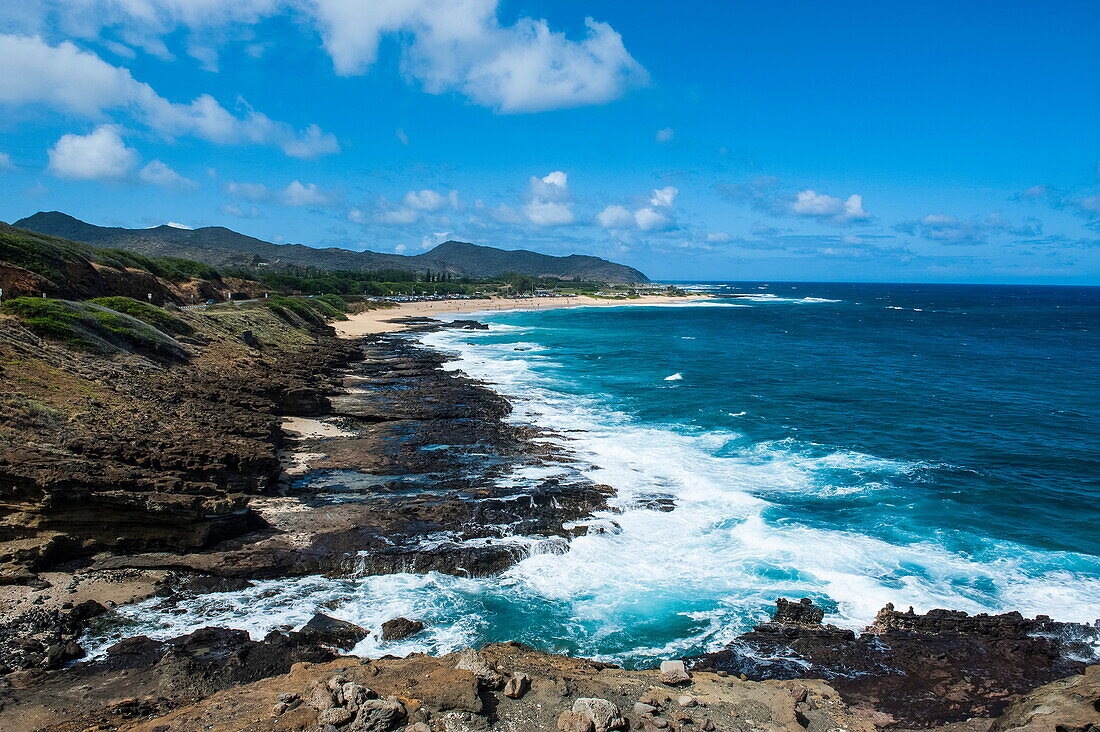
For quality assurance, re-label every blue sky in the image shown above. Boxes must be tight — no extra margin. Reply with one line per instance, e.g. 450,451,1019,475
1,1,1098,283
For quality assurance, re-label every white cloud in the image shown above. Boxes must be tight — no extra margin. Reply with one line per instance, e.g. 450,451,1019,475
420,231,450,249
377,208,420,225
13,2,646,114
597,186,679,231
0,152,12,170
396,128,410,145
0,34,338,158
165,221,192,229
596,204,634,229
139,159,197,189
219,203,264,219
489,204,525,224
895,212,1042,245
403,189,452,211
522,200,574,226
522,170,573,225
650,186,678,208
633,207,672,231
789,189,870,224
225,179,337,207
311,3,647,113
655,127,674,143
47,125,137,180
225,181,270,201
529,170,570,201
280,180,336,207
790,189,842,216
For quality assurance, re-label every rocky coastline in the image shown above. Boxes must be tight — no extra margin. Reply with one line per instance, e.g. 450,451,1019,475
0,308,1097,731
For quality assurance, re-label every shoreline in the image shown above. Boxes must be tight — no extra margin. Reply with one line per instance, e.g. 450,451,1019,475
2,301,1098,731
334,293,712,336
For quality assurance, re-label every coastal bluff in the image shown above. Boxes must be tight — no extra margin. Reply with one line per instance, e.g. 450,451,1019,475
0,239,1097,730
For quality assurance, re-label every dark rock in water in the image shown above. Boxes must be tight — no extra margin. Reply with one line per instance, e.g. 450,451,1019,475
381,617,425,641
689,598,1100,729
297,613,369,650
0,599,106,672
773,597,825,626
99,626,336,697
444,319,489,330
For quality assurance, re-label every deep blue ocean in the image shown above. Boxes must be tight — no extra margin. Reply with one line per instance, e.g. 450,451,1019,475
87,283,1100,666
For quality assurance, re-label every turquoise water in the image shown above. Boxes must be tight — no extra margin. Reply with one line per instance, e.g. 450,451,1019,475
88,283,1100,666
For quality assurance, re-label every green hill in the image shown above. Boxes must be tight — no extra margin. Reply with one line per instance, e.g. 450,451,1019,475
14,212,650,284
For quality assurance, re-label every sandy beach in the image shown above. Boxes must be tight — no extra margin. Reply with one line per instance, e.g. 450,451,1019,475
334,294,710,337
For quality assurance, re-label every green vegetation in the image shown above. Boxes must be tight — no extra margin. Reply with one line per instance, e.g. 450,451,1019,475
0,298,82,340
89,296,192,335
265,294,349,325
0,224,222,284
225,264,612,297
1,297,185,357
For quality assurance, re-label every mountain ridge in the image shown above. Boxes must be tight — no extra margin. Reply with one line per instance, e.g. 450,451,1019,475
13,212,650,284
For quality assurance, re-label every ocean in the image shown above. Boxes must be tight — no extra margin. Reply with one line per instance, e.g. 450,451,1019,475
85,282,1100,666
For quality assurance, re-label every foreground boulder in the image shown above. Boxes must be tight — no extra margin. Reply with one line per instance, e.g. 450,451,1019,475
989,663,1100,731
571,697,624,731
455,647,504,689
658,660,691,686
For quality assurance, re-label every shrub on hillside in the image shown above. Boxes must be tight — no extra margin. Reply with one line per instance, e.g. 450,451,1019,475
265,296,325,326
1,297,186,358
89,296,192,334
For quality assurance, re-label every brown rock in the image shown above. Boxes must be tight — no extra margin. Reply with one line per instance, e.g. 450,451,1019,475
318,707,354,726
310,683,336,711
381,617,425,641
659,660,691,686
354,698,406,730
989,664,1100,731
558,710,596,732
455,647,504,689
572,698,624,732
503,672,531,699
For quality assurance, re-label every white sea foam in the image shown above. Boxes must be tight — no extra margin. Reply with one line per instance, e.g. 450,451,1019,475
81,315,1100,665
732,294,842,304
664,373,683,381
644,301,750,308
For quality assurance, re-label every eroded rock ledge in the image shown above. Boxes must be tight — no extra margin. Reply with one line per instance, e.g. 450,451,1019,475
0,612,1095,731
690,598,1100,728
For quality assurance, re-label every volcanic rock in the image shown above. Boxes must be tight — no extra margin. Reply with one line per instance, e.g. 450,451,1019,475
456,647,504,689
658,660,691,686
572,697,625,731
558,710,596,732
504,671,531,698
690,598,1100,727
298,613,369,650
381,616,424,641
